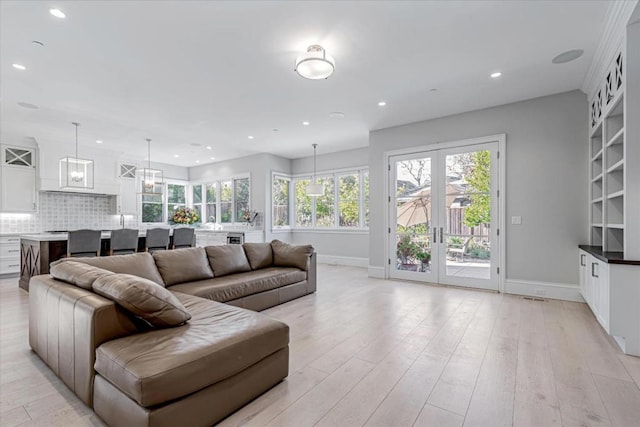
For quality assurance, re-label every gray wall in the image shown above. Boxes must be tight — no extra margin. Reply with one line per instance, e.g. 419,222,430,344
369,90,588,285
291,147,369,261
189,153,292,242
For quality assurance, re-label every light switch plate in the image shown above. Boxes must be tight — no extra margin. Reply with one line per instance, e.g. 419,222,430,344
511,216,522,225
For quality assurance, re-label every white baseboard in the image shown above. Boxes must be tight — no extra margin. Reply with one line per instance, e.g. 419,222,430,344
504,279,584,302
316,254,368,268
368,265,386,279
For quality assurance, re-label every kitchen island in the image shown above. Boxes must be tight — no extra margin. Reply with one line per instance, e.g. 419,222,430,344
19,229,264,291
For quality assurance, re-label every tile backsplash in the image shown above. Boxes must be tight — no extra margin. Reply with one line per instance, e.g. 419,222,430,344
0,192,138,234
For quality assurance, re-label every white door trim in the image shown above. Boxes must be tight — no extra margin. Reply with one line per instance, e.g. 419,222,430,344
383,133,506,293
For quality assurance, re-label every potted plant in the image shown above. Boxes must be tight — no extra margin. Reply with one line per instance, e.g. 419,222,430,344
416,250,431,271
396,235,420,270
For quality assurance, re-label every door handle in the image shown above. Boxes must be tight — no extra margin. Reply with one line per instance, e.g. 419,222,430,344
440,227,443,244
591,262,599,278
580,254,586,266
433,227,437,243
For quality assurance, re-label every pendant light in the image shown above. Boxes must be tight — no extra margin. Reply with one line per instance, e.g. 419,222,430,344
59,122,94,189
306,144,324,196
138,138,163,195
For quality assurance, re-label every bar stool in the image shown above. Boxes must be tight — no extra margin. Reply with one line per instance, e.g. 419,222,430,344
172,227,195,249
110,229,139,255
67,229,102,258
145,228,170,253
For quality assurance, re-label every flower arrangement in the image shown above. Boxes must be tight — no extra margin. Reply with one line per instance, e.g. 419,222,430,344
171,206,199,224
242,210,259,224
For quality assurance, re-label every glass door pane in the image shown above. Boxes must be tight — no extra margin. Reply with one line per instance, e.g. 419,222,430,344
438,144,498,290
390,154,438,283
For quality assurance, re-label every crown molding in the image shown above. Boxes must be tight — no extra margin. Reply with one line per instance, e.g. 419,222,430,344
582,0,639,98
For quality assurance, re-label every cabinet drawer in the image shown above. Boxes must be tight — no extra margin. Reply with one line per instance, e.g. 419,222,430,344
0,236,21,244
0,244,20,257
0,257,20,274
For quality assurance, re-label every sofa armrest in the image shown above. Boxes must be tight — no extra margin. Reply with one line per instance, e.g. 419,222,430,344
29,275,139,407
307,252,317,293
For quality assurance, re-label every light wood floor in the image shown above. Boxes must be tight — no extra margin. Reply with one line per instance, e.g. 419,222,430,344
1,265,640,427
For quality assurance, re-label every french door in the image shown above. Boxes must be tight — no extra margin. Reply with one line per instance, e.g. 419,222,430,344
388,142,500,291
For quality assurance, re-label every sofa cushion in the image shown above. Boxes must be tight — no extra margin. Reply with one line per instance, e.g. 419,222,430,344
49,261,113,290
168,267,306,303
271,240,313,271
92,274,191,328
152,247,214,286
94,292,289,407
243,242,273,270
50,252,165,286
205,245,251,277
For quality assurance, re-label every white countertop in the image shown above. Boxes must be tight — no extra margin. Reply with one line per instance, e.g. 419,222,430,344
20,228,263,241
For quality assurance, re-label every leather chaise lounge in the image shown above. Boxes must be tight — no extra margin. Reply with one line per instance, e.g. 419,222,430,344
28,240,315,427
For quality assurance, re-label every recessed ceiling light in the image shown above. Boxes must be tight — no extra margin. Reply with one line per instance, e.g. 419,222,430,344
17,102,38,109
248,135,254,140
490,72,502,78
206,146,212,150
378,101,387,107
49,9,66,18
96,140,103,144
12,64,26,71
195,160,200,163
329,111,345,119
173,154,179,158
552,49,584,64
302,121,310,126
210,157,216,160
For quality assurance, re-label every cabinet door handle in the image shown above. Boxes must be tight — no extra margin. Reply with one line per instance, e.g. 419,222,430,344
580,254,586,266
7,249,19,253
440,227,443,244
433,227,437,243
591,262,599,278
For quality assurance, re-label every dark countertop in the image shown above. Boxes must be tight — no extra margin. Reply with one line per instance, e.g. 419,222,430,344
578,245,640,265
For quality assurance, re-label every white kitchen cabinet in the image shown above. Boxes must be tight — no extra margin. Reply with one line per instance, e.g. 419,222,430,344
1,145,37,212
117,163,138,215
195,231,228,247
579,247,640,355
244,231,265,243
0,236,21,276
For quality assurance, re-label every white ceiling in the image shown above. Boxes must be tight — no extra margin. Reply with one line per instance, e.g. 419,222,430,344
1,0,610,166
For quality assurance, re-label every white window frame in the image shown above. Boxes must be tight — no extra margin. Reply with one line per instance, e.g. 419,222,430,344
189,173,251,225
271,173,292,229
140,179,189,224
279,166,369,232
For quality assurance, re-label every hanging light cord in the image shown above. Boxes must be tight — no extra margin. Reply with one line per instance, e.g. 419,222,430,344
312,143,318,183
147,138,151,169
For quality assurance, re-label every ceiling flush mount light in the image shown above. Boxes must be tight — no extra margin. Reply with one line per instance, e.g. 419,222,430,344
295,45,335,80
552,49,584,64
12,64,26,70
59,122,94,189
490,72,502,78
377,101,387,107
306,144,324,196
49,8,66,18
139,138,163,195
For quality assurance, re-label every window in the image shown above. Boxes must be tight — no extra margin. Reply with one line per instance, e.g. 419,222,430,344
338,173,359,227
272,176,290,227
220,180,233,223
192,185,202,224
205,183,217,223
191,176,250,224
141,185,163,223
234,178,250,221
315,176,335,227
294,178,312,227
167,183,186,218
288,169,368,229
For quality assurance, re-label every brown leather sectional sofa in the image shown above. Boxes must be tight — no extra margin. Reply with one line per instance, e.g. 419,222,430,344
28,241,316,427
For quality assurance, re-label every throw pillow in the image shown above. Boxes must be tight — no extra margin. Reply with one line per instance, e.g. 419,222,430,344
243,242,273,270
271,240,313,270
92,273,191,327
50,261,113,290
205,245,251,277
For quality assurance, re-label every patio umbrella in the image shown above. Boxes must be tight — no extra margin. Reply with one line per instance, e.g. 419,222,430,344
397,189,431,227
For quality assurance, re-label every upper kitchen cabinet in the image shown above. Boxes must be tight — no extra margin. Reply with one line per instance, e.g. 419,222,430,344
117,162,139,215
38,144,120,195
0,144,37,212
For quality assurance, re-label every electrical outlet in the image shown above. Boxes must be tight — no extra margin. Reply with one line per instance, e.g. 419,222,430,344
511,216,522,225
535,289,545,296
